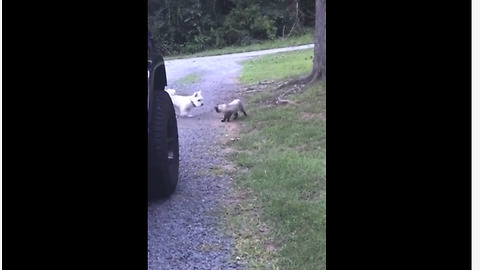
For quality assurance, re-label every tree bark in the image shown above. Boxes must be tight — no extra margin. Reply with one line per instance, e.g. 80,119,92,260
308,0,326,83
277,0,325,89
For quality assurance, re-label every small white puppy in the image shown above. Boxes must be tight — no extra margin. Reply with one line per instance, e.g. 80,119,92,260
165,89,204,117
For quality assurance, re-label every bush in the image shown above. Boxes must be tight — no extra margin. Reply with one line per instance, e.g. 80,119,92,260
148,0,313,56
222,4,277,45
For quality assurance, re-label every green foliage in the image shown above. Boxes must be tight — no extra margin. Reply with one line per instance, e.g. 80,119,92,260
148,0,315,56
222,4,277,45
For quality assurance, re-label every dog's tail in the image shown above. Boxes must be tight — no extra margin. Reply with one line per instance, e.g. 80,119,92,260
165,89,176,96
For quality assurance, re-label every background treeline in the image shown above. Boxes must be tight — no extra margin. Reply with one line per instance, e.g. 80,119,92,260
148,0,315,56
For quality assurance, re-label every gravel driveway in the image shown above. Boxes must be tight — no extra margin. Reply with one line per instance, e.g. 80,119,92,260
147,44,313,270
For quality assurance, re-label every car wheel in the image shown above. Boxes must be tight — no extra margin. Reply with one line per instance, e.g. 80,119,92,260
148,90,179,200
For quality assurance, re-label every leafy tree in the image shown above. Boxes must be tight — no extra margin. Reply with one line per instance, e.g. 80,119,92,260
221,3,277,45
148,0,316,56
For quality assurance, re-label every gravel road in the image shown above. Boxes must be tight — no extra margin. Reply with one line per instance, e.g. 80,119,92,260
147,44,313,270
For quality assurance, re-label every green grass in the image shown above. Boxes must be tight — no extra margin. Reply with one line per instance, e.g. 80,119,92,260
176,72,201,85
228,77,326,270
221,189,282,269
165,31,313,60
239,49,314,84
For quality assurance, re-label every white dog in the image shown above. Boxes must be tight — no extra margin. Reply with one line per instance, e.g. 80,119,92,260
165,89,204,117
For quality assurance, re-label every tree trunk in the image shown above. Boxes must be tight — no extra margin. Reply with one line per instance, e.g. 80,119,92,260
263,0,326,90
308,0,326,83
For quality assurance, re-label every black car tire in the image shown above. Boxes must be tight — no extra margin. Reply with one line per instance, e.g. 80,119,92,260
148,90,179,200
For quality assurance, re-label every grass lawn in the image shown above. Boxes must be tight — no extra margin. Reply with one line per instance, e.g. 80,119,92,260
165,31,313,60
226,51,326,270
239,49,314,84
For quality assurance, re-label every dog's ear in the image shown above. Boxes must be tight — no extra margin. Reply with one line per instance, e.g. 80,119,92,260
194,92,198,97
